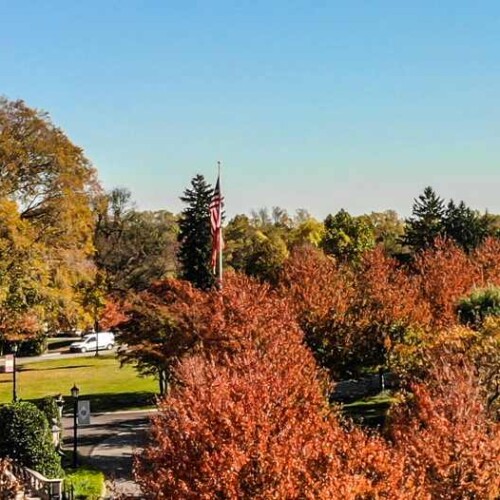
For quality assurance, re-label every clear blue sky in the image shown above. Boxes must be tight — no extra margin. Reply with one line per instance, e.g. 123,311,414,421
2,1,499,218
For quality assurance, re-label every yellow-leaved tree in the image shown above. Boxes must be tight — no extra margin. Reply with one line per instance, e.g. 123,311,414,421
0,98,100,347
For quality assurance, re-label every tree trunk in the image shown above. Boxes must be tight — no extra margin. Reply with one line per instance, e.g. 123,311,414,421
159,368,170,396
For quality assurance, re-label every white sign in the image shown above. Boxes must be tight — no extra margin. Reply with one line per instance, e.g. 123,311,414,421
4,355,14,374
77,400,91,426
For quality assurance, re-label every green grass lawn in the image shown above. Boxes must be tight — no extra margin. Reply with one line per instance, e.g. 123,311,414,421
65,466,105,500
341,391,395,427
0,354,158,412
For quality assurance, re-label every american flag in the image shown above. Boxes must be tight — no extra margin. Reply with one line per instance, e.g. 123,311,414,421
210,175,224,270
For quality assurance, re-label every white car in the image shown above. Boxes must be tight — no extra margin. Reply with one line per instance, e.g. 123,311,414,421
70,332,115,353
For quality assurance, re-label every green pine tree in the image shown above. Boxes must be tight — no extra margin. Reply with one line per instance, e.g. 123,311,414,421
177,174,215,290
443,200,488,252
404,186,445,251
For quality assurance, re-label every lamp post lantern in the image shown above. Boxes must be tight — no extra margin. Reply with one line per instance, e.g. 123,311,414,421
12,344,18,402
71,384,80,468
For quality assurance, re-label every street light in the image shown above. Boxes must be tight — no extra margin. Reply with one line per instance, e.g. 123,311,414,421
71,384,79,469
12,344,18,402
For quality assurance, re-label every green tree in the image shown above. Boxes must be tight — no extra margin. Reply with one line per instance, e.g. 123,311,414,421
94,188,178,294
456,287,500,329
177,175,215,290
224,214,256,272
224,214,289,282
0,98,99,332
289,217,325,247
0,199,49,354
443,200,488,252
321,209,375,262
404,187,445,251
482,213,500,237
244,231,289,283
368,210,406,255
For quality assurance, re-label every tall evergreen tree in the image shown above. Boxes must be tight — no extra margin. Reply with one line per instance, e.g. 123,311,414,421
404,186,445,251
443,200,488,252
177,175,215,290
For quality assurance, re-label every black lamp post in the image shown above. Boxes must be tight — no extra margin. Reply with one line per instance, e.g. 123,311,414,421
71,384,79,468
12,344,18,402
94,309,100,357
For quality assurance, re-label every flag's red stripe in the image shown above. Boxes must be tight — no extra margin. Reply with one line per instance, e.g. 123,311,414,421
210,177,224,269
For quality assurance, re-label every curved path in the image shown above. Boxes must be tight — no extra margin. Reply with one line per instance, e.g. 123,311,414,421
62,410,155,498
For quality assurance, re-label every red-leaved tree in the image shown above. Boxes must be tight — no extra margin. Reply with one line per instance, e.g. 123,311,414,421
390,355,500,499
413,238,479,328
134,274,420,499
473,237,500,286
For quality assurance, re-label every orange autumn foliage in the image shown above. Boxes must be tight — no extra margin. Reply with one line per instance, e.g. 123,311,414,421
0,458,22,497
473,236,500,286
390,355,500,499
133,271,500,499
280,245,429,376
137,353,419,499
280,239,500,377
355,246,431,329
279,245,355,325
135,275,419,499
412,238,480,328
98,298,128,331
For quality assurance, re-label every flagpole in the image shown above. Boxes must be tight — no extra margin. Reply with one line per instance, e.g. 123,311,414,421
217,161,223,289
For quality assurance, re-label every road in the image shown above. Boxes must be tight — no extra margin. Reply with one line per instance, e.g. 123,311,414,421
0,350,116,367
62,409,155,497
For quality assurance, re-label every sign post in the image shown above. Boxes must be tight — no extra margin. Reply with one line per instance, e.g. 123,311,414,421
5,352,17,402
77,400,91,426
4,355,14,373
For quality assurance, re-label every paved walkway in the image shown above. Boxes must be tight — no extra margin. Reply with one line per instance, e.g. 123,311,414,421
90,419,148,497
62,410,155,498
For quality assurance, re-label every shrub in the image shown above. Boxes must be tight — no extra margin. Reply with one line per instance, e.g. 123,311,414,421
457,286,500,328
35,396,62,427
65,466,105,500
0,402,63,478
18,335,47,356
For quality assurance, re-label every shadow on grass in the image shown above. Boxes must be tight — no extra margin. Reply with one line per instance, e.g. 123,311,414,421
64,391,157,414
341,398,393,428
23,391,157,416
19,365,93,372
